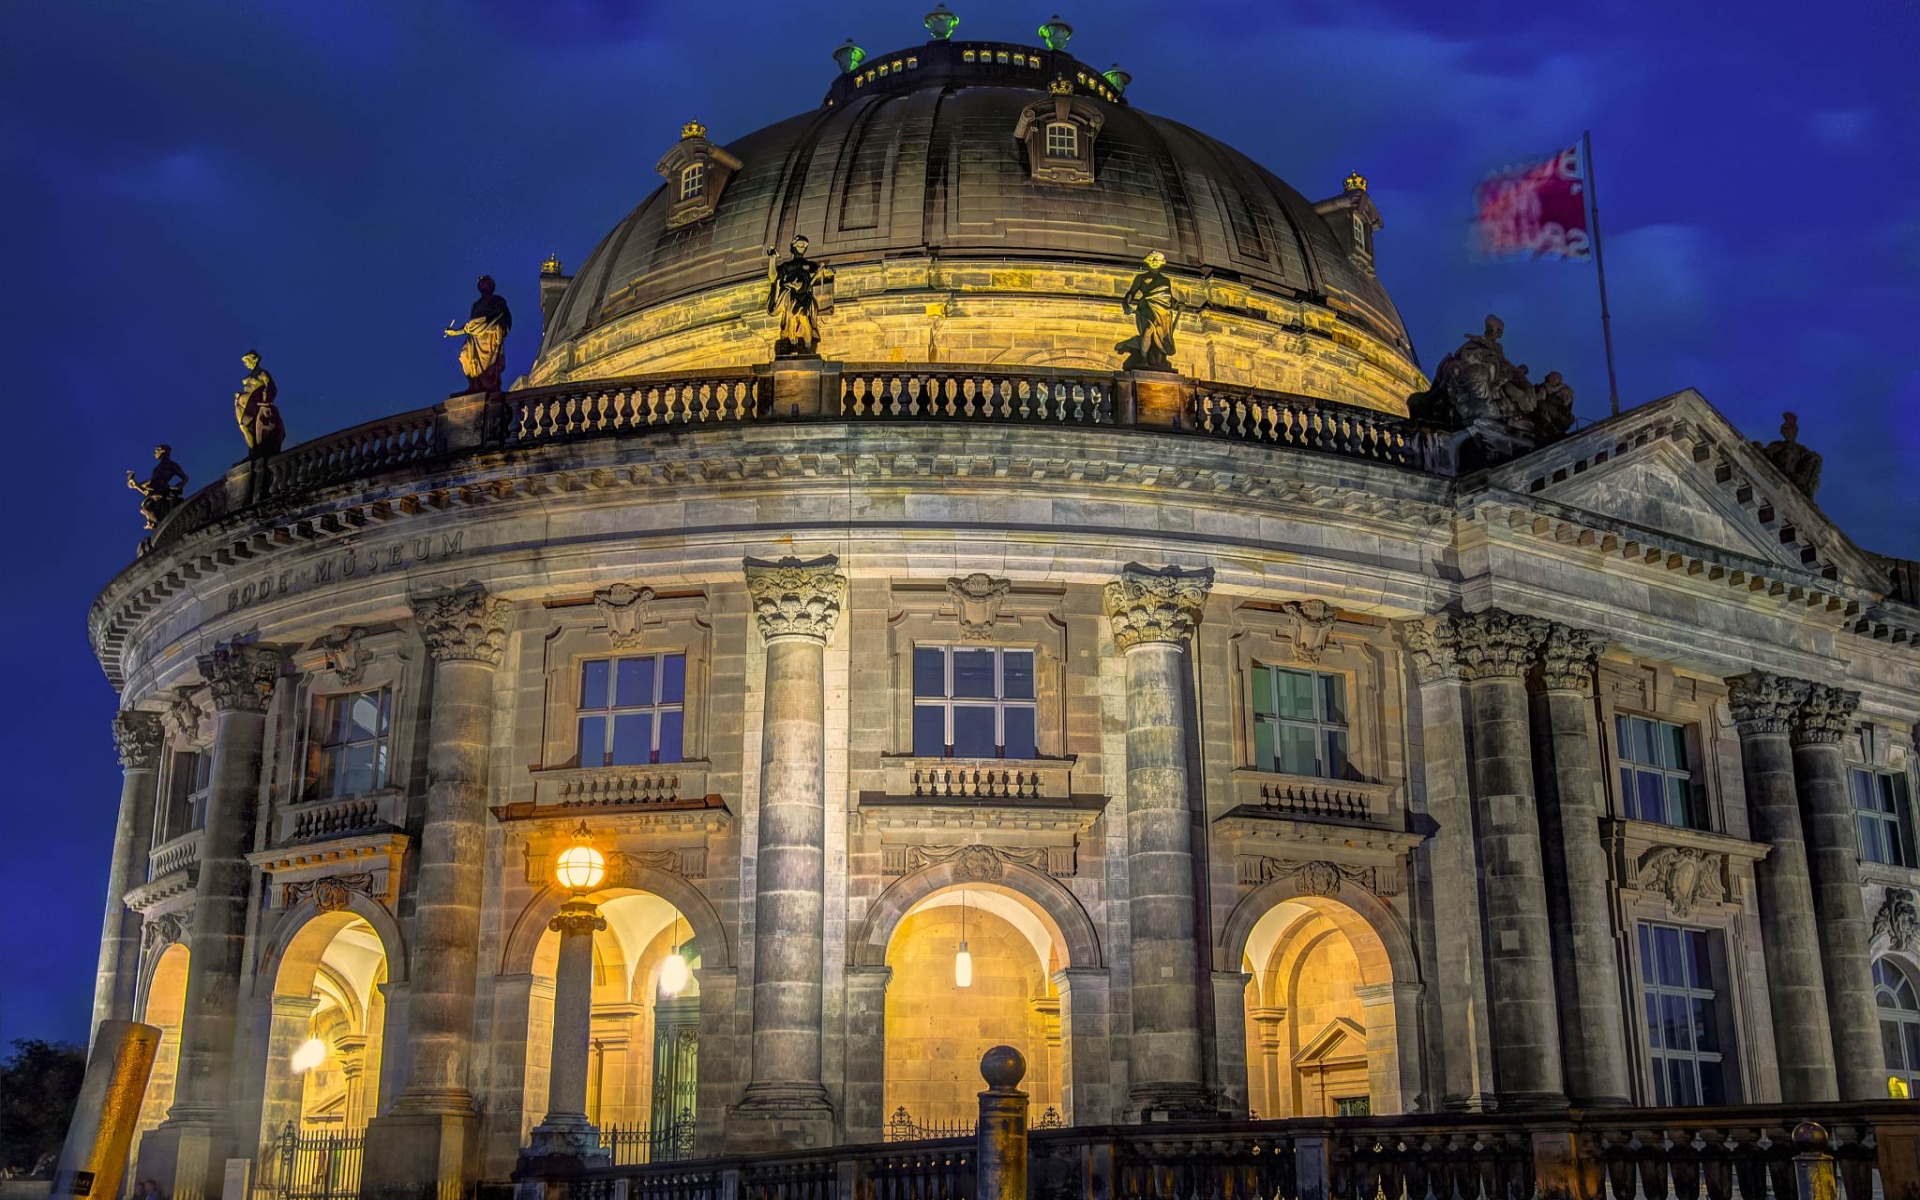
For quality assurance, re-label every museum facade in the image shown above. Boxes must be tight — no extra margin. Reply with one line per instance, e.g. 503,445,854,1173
88,16,1920,1200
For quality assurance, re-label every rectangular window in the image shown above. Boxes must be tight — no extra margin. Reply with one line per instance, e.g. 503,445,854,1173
1853,767,1914,867
162,749,212,839
1251,665,1350,779
1616,715,1705,829
680,163,705,199
1045,121,1079,159
911,646,1037,759
1638,922,1728,1105
578,654,686,767
306,687,393,800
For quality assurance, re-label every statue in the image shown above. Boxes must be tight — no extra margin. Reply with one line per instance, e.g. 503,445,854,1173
765,236,834,356
234,350,285,459
1408,314,1573,445
445,275,513,392
1756,411,1822,497
1116,251,1177,371
126,444,189,532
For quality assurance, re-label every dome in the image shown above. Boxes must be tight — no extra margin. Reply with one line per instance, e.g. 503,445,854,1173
531,37,1421,412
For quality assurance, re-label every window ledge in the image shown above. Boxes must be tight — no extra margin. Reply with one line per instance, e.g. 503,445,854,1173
529,761,712,807
276,789,403,845
1228,769,1394,826
1859,861,1920,889
881,756,1075,801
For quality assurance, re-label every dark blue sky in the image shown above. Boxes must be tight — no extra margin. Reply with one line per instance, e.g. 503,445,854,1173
3,0,1915,1045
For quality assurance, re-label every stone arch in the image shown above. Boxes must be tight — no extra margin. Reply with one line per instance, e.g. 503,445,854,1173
255,891,409,991
500,870,732,976
134,942,190,1152
852,860,1101,969
1219,876,1416,986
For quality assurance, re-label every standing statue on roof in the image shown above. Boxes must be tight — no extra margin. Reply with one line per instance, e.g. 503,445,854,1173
234,349,285,459
446,275,513,392
1756,412,1822,498
1116,251,1178,372
766,236,834,357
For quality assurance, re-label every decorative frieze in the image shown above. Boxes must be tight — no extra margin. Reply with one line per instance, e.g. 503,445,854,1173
946,573,1012,640
318,626,369,684
1236,855,1393,897
1103,564,1213,651
412,582,512,665
1280,600,1339,663
1726,671,1809,736
1791,683,1860,747
744,554,846,643
1451,609,1548,682
605,847,708,882
281,872,379,912
593,583,657,649
1637,846,1729,919
1874,888,1920,954
1536,623,1606,693
197,640,283,713
112,710,164,771
882,842,1073,880
1397,617,1459,684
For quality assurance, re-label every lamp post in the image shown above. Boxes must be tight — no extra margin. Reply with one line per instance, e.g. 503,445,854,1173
526,822,610,1162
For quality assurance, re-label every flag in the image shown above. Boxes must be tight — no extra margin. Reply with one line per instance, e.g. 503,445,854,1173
1471,145,1592,262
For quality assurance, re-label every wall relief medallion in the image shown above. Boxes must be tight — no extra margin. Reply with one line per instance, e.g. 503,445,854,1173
1281,600,1339,664
1637,847,1727,918
318,626,369,684
946,573,1012,641
1875,888,1920,955
594,583,658,649
886,842,1056,881
1238,855,1387,897
282,872,379,912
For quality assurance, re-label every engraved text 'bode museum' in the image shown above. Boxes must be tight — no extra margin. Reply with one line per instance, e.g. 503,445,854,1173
225,532,469,611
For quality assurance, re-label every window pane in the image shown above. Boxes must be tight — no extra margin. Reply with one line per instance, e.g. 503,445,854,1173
1861,816,1889,865
1633,718,1656,766
1637,771,1667,824
348,692,385,740
1698,1059,1726,1105
1655,927,1685,986
581,660,610,709
1615,715,1630,755
578,715,607,767
913,705,947,757
342,743,378,796
1883,1020,1906,1071
1854,769,1877,809
913,648,947,698
1002,651,1035,700
314,752,339,800
1003,706,1037,760
1691,998,1719,1053
1668,1058,1697,1106
1651,1057,1669,1105
1905,1023,1920,1079
1662,994,1692,1052
1276,670,1314,719
1879,773,1901,814
1254,720,1277,772
952,649,996,698
661,654,686,703
1666,776,1694,828
953,706,995,757
1687,930,1712,989
1252,666,1275,718
657,710,684,763
1645,992,1662,1049
615,657,656,707
1279,724,1317,777
1638,924,1653,975
1320,675,1347,725
610,712,652,765
1325,730,1350,780
1661,723,1688,771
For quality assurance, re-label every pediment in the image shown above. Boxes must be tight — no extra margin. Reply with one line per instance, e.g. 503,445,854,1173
1294,1016,1367,1066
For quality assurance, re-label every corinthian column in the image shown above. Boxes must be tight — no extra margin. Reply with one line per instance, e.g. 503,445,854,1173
1105,563,1216,1119
1726,671,1836,1101
137,641,281,1200
1793,684,1882,1098
1454,609,1566,1108
1530,624,1631,1106
730,555,845,1149
93,710,164,1041
362,583,511,1199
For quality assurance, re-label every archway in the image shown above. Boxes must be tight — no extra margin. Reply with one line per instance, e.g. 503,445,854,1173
133,942,189,1158
256,909,392,1139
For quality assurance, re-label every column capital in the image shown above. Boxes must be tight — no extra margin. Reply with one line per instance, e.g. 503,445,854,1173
411,582,512,665
1103,563,1213,651
196,640,283,713
112,710,165,770
1398,616,1459,684
548,898,608,938
744,554,846,644
1537,623,1608,693
1792,683,1860,747
1726,670,1810,736
1451,609,1548,682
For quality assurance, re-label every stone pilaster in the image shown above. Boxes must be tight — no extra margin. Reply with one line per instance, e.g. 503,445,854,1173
362,583,512,1200
1529,624,1632,1107
1792,683,1882,1099
1726,671,1836,1101
523,900,610,1162
1053,968,1114,1125
1104,563,1217,1119
730,555,845,1150
1454,609,1566,1108
137,641,281,1200
259,995,321,1140
93,710,163,1043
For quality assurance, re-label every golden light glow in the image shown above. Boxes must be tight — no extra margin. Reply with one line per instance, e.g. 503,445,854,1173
291,1037,328,1074
555,821,606,891
660,951,692,996
1345,170,1368,193
1894,1076,1912,1099
681,119,707,140
540,252,563,276
954,942,973,988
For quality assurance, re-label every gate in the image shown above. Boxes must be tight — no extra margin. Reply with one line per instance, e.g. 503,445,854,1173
254,1124,363,1200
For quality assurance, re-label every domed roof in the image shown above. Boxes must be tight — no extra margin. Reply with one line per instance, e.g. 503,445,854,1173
538,38,1412,369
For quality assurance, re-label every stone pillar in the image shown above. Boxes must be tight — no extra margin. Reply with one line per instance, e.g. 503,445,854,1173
975,1047,1029,1200
729,555,845,1150
259,995,321,1140
362,583,512,1200
1529,625,1632,1106
1727,671,1837,1102
337,1036,369,1129
1248,1008,1286,1119
523,899,610,1161
93,711,164,1042
1210,971,1251,1117
137,641,281,1200
1355,981,1425,1115
1792,684,1883,1099
842,965,892,1144
1399,619,1497,1112
1053,968,1114,1126
1453,610,1566,1108
1104,563,1216,1119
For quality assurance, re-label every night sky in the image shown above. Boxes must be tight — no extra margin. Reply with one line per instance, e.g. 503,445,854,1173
3,0,1915,1047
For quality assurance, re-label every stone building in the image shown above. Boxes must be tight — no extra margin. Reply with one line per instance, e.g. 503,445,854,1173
89,17,1920,1200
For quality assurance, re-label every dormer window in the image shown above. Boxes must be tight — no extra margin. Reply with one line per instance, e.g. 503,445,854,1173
680,163,705,200
656,119,742,230
1013,89,1105,187
1044,122,1079,160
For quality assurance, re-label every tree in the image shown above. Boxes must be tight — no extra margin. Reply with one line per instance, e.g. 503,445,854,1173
0,1039,86,1175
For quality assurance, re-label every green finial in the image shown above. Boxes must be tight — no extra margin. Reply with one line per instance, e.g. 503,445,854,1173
924,4,959,40
1037,14,1073,51
1102,62,1131,94
832,38,867,74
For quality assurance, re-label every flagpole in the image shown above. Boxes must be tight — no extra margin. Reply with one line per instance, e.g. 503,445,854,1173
1584,129,1621,415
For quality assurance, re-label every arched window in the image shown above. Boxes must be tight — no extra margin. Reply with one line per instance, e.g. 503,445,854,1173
680,162,705,200
1876,958,1920,1089
1044,122,1078,160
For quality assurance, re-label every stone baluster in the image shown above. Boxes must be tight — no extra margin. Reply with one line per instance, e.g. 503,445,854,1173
137,641,282,1200
362,583,513,1196
1530,624,1631,1106
92,710,164,1042
1793,684,1883,1098
524,899,610,1160
1453,610,1566,1107
1726,671,1837,1101
730,555,845,1149
1105,563,1217,1119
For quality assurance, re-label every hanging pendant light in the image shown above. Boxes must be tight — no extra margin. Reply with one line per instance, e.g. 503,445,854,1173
659,915,691,996
954,890,973,988
290,1037,328,1074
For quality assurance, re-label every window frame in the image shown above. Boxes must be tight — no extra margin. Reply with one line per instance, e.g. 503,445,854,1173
575,651,689,768
1044,121,1079,160
1250,663,1351,780
910,644,1039,760
680,162,705,200
1615,712,1707,830
1637,921,1731,1106
1852,766,1914,868
1876,958,1920,1090
159,747,212,842
302,685,394,801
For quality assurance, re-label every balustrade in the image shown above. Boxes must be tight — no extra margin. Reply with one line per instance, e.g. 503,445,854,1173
259,410,443,501
1192,387,1431,468
147,830,203,880
841,367,1112,424
508,373,763,442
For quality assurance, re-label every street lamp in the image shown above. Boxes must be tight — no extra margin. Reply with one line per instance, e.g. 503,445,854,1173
954,890,973,988
555,821,607,892
525,821,610,1161
291,1037,328,1074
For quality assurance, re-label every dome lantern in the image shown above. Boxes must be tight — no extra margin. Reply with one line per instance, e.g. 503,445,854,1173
1037,14,1073,51
1102,63,1132,95
924,5,959,40
832,38,867,75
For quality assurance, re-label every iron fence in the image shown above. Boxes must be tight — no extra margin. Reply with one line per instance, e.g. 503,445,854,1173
253,1123,361,1200
600,1111,697,1166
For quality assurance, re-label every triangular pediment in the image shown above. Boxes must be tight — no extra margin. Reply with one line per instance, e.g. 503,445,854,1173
1293,1016,1367,1066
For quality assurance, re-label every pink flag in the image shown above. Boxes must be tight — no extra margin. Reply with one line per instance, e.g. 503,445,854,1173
1472,146,1592,261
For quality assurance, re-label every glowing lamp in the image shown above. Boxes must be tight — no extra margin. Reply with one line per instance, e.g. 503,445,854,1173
554,822,606,892
291,1037,328,1074
954,941,973,987
659,951,692,996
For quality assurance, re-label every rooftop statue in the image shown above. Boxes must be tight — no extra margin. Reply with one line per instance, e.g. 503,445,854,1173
126,444,189,535
1757,411,1822,498
1408,314,1574,445
766,236,834,357
234,350,285,459
446,275,513,393
1116,251,1177,372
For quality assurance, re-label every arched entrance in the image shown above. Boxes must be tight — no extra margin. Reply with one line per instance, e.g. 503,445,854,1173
134,942,189,1156
257,909,391,1139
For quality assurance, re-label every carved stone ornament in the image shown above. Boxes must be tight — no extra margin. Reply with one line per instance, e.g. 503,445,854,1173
1240,855,1387,897
744,555,846,643
604,848,707,883
281,872,378,912
1397,617,1459,685
162,686,205,741
549,900,609,939
112,710,165,771
896,843,1053,882
411,583,512,665
1726,671,1810,737
1282,600,1339,664
142,910,190,951
1451,609,1548,682
1638,847,1727,919
1536,623,1607,693
946,573,1012,641
1792,683,1860,747
594,583,657,649
318,626,368,684
197,640,283,714
1874,888,1920,955
1104,564,1213,651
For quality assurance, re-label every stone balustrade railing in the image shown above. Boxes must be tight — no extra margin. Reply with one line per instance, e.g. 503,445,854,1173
147,830,203,880
841,366,1114,425
1191,386,1440,468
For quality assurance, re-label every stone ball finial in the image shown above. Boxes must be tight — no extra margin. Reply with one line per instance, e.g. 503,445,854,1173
1791,1121,1830,1153
980,1044,1027,1089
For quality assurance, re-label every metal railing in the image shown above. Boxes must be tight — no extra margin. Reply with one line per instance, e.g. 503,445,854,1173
253,1123,361,1200
885,1107,977,1142
600,1113,697,1167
